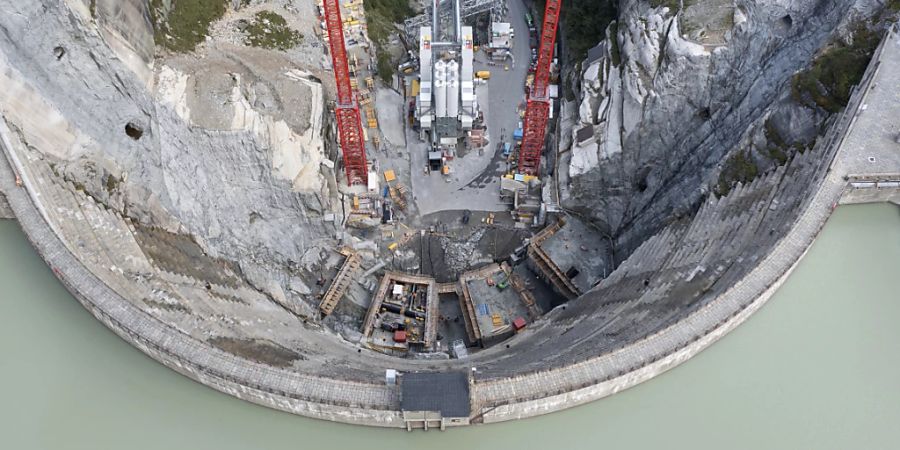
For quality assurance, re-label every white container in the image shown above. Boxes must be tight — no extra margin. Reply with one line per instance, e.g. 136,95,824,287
446,60,460,118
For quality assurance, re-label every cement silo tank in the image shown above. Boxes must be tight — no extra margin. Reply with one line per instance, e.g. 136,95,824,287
446,61,460,118
433,61,448,117
434,79,447,118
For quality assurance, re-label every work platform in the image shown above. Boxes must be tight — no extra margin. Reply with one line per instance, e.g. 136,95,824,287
458,262,531,347
362,272,439,354
527,217,609,300
318,248,360,316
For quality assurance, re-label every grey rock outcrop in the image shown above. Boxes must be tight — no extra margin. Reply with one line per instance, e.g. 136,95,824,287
563,0,879,256
0,0,338,302
0,191,13,219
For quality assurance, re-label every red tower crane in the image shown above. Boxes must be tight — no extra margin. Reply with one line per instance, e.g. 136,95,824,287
518,0,561,176
322,0,368,186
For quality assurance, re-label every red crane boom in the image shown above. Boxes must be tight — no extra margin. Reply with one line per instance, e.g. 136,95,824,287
323,0,368,185
518,0,561,176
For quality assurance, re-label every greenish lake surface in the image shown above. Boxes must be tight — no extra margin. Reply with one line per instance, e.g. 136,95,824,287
1,203,899,449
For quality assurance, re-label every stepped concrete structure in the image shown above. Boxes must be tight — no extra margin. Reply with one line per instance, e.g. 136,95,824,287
0,3,898,430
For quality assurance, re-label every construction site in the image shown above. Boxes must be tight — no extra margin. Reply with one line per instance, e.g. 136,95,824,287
4,0,896,430
311,0,611,358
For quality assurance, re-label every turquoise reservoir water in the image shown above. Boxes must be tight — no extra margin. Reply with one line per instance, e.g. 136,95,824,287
1,203,899,449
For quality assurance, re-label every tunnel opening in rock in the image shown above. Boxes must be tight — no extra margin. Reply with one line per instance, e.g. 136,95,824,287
781,15,793,29
698,107,711,120
124,122,144,140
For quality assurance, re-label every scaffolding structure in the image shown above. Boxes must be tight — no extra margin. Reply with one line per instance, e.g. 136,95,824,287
323,0,369,185
518,0,560,176
404,0,506,44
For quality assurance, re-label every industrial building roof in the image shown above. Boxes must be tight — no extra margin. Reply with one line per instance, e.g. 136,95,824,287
586,42,606,65
576,125,595,145
400,372,471,418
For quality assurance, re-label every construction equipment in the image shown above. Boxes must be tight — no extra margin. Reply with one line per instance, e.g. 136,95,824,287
323,0,369,185
518,0,561,176
318,248,361,316
390,183,408,209
366,106,378,128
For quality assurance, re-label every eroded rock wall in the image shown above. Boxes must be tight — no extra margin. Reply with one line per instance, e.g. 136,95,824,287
563,0,878,256
0,0,337,305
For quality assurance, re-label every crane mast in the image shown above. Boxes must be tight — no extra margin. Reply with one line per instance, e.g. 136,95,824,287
323,0,368,185
518,0,561,176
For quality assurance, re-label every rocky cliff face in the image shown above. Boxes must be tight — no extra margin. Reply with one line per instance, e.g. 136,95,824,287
0,0,337,304
562,0,881,257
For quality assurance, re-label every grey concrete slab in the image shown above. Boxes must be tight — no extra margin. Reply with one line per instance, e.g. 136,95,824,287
539,216,611,293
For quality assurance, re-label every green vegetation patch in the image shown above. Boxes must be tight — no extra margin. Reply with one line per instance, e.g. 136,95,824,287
791,25,880,113
564,0,617,61
376,52,393,84
245,11,303,50
888,0,900,13
715,151,758,197
364,0,414,45
609,21,621,67
104,174,120,193
150,0,229,53
364,0,414,83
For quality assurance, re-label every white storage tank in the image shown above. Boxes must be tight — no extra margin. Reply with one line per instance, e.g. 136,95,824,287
433,60,448,118
434,79,447,117
446,60,460,118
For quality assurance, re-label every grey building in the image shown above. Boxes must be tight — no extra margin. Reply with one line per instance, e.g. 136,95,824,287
400,372,472,430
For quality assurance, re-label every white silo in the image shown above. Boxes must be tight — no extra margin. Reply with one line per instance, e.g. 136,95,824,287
446,60,460,118
434,60,448,118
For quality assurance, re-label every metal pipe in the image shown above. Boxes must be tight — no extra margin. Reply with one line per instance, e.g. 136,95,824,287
454,0,462,43
432,0,439,40
382,302,426,319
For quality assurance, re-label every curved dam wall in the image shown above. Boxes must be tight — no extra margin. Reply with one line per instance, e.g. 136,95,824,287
0,1,896,429
0,101,850,425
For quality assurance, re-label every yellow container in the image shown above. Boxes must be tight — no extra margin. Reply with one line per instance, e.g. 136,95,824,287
476,70,491,80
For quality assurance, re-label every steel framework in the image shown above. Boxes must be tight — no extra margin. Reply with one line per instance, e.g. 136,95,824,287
404,0,506,43
518,0,560,176
323,0,368,185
